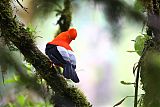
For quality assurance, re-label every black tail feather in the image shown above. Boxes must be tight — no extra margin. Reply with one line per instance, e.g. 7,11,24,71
63,63,79,83
63,64,71,79
70,66,79,83
71,72,79,83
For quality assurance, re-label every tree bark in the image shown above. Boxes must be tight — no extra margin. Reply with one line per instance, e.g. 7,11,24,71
138,0,160,107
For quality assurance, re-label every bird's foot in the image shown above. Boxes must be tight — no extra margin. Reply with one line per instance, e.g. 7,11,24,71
49,61,53,68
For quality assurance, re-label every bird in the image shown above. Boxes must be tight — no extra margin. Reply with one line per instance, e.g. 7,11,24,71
45,28,79,83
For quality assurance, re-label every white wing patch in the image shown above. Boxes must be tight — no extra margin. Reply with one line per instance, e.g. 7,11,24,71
68,50,76,65
57,46,76,65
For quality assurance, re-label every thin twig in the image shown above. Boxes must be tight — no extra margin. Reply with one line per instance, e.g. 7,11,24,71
15,0,28,13
134,62,140,107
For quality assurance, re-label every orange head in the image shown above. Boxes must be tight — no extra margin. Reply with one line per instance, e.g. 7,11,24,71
68,28,77,40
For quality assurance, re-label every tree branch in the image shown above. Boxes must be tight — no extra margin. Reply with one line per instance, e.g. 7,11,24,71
0,0,91,107
57,0,72,32
15,0,28,13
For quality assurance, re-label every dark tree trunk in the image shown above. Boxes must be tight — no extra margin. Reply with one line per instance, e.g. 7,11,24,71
139,0,160,107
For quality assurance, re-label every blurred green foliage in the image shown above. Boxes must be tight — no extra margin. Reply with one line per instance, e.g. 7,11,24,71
26,24,36,35
6,94,52,107
93,0,144,41
0,48,51,106
3,75,20,84
32,0,63,19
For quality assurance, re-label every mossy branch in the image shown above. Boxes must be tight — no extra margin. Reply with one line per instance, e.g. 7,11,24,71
56,0,72,32
135,0,160,107
0,0,91,107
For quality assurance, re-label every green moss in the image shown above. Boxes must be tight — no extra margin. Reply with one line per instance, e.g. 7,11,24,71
140,45,160,107
66,87,92,106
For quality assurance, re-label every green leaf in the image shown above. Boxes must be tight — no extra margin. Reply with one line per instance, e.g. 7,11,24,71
26,23,36,36
4,75,20,84
14,75,19,81
4,78,17,84
134,35,145,56
17,95,26,106
113,97,127,107
134,34,151,56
